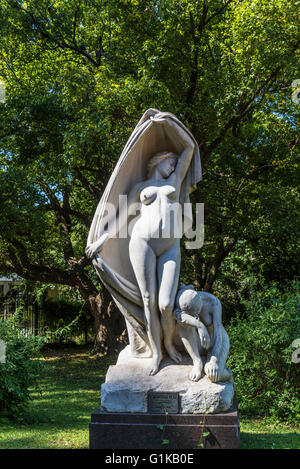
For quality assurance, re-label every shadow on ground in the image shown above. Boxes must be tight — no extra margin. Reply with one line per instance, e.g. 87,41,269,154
1,347,299,449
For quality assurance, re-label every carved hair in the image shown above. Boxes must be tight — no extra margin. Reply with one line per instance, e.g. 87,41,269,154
147,151,178,178
176,285,203,314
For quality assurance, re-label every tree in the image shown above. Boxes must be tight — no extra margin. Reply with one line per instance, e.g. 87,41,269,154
0,0,299,346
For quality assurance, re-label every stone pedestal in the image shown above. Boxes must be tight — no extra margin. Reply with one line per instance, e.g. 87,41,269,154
100,346,234,414
90,402,240,449
90,346,239,449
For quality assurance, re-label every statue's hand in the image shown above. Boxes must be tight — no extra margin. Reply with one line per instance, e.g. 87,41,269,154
197,326,210,350
204,358,219,383
85,232,109,258
157,118,194,147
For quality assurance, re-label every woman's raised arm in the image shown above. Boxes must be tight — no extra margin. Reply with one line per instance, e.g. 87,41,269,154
163,120,195,191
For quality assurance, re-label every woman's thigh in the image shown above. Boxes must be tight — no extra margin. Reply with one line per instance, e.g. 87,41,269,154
129,238,157,304
157,241,181,312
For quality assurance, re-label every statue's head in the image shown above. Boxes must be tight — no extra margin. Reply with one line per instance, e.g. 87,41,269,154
176,284,203,315
147,151,178,178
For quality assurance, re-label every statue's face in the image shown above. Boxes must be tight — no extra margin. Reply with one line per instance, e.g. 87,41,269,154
189,294,203,315
156,156,177,178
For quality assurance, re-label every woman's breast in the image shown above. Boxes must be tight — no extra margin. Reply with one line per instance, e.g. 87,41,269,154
131,184,181,243
140,185,177,205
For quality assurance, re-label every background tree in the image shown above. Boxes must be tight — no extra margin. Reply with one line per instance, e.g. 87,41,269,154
0,0,299,349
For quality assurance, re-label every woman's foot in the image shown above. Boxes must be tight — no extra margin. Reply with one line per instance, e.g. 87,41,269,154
165,343,182,363
149,355,162,376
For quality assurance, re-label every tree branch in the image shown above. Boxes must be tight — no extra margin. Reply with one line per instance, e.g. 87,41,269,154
37,180,75,262
11,2,100,67
74,168,103,200
205,38,300,162
204,237,237,291
204,0,234,26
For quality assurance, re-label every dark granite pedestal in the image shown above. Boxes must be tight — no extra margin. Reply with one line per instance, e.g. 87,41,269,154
89,400,240,449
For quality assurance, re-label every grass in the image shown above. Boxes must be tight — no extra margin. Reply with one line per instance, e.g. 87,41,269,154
0,346,117,449
240,417,300,449
0,346,299,449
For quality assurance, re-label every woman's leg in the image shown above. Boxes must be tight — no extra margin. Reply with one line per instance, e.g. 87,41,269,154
157,241,181,363
129,238,162,375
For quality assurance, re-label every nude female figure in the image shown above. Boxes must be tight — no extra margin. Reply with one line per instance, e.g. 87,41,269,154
86,120,195,375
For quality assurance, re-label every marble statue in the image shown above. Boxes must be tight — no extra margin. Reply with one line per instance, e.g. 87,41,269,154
174,285,231,383
86,109,235,415
86,109,201,375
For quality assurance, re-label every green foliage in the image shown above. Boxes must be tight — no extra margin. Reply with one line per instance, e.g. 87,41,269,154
0,312,43,422
42,299,92,344
227,281,300,423
0,1,299,350
0,0,299,288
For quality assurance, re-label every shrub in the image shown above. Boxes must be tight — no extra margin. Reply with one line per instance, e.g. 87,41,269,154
40,297,93,345
227,280,300,423
0,312,43,422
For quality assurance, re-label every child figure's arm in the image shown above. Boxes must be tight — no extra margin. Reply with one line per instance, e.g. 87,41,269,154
197,322,211,350
173,309,210,349
173,308,201,327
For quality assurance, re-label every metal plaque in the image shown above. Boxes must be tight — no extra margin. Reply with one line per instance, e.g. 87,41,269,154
147,391,179,414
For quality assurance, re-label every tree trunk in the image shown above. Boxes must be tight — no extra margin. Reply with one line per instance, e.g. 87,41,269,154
203,238,237,292
192,251,203,290
83,285,127,355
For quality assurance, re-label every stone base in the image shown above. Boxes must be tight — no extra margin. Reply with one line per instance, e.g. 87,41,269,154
90,401,240,449
100,345,234,414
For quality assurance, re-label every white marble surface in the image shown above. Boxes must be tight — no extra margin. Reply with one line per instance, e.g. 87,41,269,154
100,346,234,414
86,109,202,374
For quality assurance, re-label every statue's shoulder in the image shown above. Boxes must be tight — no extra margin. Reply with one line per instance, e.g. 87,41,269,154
197,291,220,306
129,179,146,195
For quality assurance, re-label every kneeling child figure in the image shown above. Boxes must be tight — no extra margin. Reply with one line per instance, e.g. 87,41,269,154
174,285,231,383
